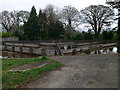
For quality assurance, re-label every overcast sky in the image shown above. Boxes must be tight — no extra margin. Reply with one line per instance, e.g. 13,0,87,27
0,0,107,12
0,0,116,32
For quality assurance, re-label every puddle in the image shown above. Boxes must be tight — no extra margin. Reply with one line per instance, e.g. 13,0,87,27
90,47,118,54
1,46,118,58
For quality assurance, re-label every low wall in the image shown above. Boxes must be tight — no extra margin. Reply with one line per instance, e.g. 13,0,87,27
2,38,18,42
2,46,57,56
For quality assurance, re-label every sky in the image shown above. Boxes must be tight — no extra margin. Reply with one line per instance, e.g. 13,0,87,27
0,0,116,32
0,0,107,12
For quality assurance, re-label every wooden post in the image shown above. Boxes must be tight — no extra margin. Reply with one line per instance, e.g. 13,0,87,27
55,41,63,56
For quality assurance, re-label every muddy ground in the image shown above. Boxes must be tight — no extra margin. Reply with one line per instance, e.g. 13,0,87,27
22,54,119,88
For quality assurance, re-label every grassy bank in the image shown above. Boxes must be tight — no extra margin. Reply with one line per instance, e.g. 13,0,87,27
2,57,62,88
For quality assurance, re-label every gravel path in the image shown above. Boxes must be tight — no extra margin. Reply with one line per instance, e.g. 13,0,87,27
8,62,47,72
22,54,119,88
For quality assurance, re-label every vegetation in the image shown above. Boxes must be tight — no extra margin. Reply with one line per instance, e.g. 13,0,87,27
1,10,29,33
80,5,115,38
2,57,62,88
84,49,91,54
23,6,40,40
0,4,118,40
40,56,48,61
0,32,13,38
102,31,114,40
3,58,40,71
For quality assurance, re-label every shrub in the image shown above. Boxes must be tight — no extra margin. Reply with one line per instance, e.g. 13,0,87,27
84,49,91,54
2,32,11,37
40,56,48,61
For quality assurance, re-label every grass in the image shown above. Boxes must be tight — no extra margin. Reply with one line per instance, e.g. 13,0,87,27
2,56,49,71
2,58,39,71
2,56,62,88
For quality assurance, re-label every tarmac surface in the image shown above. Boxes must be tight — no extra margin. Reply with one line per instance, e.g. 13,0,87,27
23,54,119,88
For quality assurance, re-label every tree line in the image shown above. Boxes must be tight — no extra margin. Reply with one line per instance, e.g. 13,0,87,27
0,4,118,40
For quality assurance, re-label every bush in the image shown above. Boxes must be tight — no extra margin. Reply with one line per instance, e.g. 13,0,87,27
1,32,12,37
40,56,48,61
84,49,91,54
13,30,26,40
102,31,113,40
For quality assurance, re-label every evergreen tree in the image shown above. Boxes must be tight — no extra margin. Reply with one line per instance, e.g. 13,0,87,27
48,21,65,40
23,6,65,40
23,6,40,40
39,8,65,40
45,12,65,40
38,10,48,39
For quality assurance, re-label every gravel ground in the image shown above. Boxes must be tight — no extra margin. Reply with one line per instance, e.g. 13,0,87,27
22,54,119,88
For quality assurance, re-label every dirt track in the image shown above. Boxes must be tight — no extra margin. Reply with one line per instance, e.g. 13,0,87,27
22,54,119,88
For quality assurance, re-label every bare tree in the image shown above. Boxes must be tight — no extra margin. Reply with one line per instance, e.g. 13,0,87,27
1,11,14,32
80,5,115,37
60,5,81,28
44,4,59,22
59,5,81,39
0,10,29,33
18,11,29,23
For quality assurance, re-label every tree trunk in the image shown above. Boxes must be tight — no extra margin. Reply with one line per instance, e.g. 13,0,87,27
117,8,120,54
2,23,9,32
117,8,120,40
68,18,71,27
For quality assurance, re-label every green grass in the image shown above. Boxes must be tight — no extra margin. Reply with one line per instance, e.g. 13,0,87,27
2,56,48,71
2,57,62,88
